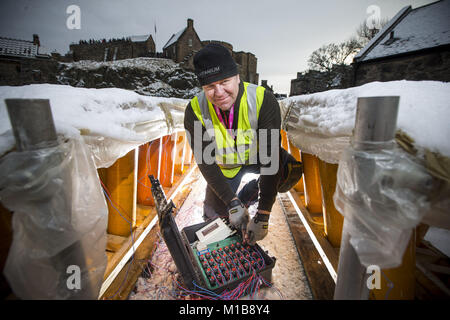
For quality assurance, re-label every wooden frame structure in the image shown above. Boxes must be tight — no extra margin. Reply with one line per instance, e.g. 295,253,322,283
279,129,450,300
98,131,197,299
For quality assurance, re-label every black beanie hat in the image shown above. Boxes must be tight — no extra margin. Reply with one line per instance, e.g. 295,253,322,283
194,43,238,86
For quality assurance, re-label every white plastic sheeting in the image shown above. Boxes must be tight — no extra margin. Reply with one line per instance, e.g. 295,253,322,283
281,80,450,268
333,142,433,268
0,139,108,299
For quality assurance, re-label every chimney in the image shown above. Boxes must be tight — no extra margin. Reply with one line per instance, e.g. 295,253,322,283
33,34,40,46
187,19,193,29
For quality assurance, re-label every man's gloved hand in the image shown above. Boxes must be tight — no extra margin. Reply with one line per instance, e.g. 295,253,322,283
246,212,270,245
227,198,249,233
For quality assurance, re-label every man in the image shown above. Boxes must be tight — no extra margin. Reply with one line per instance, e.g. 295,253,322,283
184,43,302,245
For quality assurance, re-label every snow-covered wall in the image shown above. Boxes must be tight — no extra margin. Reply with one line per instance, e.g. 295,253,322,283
1,80,449,168
0,84,189,168
280,80,450,164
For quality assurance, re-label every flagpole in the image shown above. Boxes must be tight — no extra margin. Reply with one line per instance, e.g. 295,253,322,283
154,21,157,53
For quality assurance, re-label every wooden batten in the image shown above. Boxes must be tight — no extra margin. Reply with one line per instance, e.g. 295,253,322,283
288,140,304,192
370,232,416,300
104,149,137,237
159,134,175,188
317,160,343,248
137,139,160,206
301,152,323,215
0,203,13,299
281,129,289,152
100,163,198,299
173,131,186,179
183,135,193,168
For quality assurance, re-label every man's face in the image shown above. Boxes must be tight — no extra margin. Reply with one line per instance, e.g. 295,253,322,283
202,75,240,111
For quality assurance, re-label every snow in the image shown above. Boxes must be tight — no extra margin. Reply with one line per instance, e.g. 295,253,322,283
0,84,188,167
61,57,179,73
354,6,410,61
281,80,450,163
358,1,450,62
0,37,38,58
1,80,448,168
130,35,151,42
163,28,186,50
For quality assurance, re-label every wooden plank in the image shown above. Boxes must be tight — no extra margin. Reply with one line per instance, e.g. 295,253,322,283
425,263,450,275
100,172,195,300
102,165,198,282
415,265,450,299
288,190,339,274
99,165,198,299
135,204,153,228
0,203,13,299
416,262,450,297
278,192,335,300
106,234,128,253
100,221,161,300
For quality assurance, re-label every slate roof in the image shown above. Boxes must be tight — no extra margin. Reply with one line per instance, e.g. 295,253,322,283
354,0,450,62
130,35,152,43
0,37,38,58
162,28,186,50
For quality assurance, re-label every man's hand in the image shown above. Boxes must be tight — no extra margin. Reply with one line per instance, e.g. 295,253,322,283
246,211,270,245
227,198,249,234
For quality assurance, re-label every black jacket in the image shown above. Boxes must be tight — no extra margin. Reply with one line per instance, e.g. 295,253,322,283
184,82,282,212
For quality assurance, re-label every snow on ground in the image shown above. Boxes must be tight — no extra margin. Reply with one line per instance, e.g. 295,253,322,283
129,172,313,300
281,80,450,163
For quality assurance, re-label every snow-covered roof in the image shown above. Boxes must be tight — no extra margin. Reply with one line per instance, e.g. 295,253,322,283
163,28,186,50
355,0,450,62
130,34,152,43
0,37,38,58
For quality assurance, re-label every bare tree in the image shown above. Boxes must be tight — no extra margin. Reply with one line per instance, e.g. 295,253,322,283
307,37,361,72
307,18,390,72
356,18,390,46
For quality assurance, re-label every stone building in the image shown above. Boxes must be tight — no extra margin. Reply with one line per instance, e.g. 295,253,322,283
353,0,450,85
260,80,273,92
0,34,57,86
233,51,258,85
69,34,155,62
163,19,259,84
163,19,203,70
290,65,353,96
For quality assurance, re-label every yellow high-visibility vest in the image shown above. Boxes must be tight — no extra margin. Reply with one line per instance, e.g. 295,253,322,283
190,82,265,178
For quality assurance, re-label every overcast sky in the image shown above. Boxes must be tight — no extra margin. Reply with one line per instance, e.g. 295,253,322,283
0,0,438,94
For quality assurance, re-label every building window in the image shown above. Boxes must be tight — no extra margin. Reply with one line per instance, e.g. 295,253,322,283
188,38,192,47
173,46,176,55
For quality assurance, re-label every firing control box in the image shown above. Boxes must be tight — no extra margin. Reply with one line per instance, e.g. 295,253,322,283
181,219,276,293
